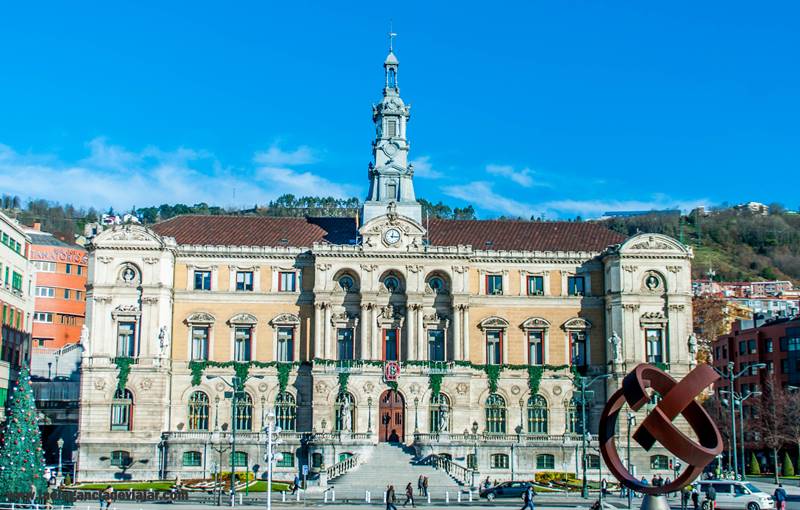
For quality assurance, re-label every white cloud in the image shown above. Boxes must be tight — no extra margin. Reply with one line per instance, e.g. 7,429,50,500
410,156,444,179
0,138,353,210
486,164,546,188
442,181,539,218
254,144,317,166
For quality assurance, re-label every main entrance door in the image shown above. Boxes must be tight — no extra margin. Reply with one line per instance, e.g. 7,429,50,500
378,389,405,443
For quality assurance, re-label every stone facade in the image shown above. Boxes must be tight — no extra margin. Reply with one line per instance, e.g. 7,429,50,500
76,50,696,483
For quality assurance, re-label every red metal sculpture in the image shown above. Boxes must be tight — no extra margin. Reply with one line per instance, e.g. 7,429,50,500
599,364,723,495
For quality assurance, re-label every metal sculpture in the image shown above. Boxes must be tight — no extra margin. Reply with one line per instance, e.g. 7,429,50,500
599,364,723,496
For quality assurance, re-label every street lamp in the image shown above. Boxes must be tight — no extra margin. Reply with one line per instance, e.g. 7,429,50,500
721,389,761,479
471,420,479,489
263,412,283,510
367,397,373,432
712,362,766,478
56,437,64,480
626,412,636,509
210,428,230,507
414,397,419,433
573,372,612,499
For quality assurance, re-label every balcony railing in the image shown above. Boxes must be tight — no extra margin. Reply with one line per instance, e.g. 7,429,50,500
414,432,584,444
428,455,471,485
326,453,360,480
318,359,364,374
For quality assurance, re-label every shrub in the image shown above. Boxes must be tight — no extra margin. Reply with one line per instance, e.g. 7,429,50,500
782,452,795,477
747,452,761,476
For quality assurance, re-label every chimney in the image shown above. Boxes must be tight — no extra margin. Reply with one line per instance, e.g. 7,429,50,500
33,222,41,231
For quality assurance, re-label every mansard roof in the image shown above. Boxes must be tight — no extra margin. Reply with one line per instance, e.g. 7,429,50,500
151,215,625,252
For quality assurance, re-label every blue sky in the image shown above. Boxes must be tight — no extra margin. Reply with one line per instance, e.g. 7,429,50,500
1,1,798,219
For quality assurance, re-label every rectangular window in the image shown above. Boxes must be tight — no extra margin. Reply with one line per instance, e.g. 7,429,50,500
235,271,254,292
194,270,211,291
277,327,294,362
567,276,585,296
715,346,721,360
278,272,296,292
766,361,774,374
65,263,72,274
722,346,727,358
765,339,773,353
384,329,398,361
11,272,22,291
527,275,544,295
486,274,503,295
63,289,71,299
747,339,757,354
77,265,84,276
387,119,397,137
427,329,445,361
780,337,788,352
782,359,789,373
34,261,56,272
276,452,295,468
386,183,397,200
536,454,555,470
645,329,664,364
117,321,137,357
528,330,544,365
76,291,83,301
35,286,55,298
234,327,252,361
337,328,354,360
486,330,502,365
739,341,747,355
191,326,209,360
490,453,509,469
182,451,202,467
570,331,587,367
33,312,53,323
788,337,800,352
466,454,477,469
110,450,131,467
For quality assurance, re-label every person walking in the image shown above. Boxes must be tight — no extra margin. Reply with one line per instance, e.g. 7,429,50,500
403,482,415,508
691,485,700,510
422,476,429,497
773,484,787,510
291,474,300,495
417,475,424,496
680,485,691,510
386,485,397,510
601,478,608,497
706,484,717,510
521,484,535,510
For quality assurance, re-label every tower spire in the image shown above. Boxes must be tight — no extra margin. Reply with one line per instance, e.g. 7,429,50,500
388,21,397,52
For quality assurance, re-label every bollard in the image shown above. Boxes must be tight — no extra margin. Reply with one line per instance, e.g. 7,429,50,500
332,488,336,502
282,491,286,502
469,489,473,502
239,493,243,505
427,492,431,504
365,490,369,503
296,491,300,502
446,491,450,503
458,492,462,503
324,491,329,503
384,491,387,503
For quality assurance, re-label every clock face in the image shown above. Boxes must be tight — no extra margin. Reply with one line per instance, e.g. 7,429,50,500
384,228,401,245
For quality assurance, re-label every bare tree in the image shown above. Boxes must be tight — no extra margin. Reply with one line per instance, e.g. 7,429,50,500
692,295,728,363
751,377,791,483
783,389,800,476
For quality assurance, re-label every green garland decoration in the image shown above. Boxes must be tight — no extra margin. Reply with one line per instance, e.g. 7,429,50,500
386,380,398,392
188,360,301,387
338,372,350,395
114,356,136,392
483,364,502,393
428,373,443,397
527,365,544,396
277,363,292,393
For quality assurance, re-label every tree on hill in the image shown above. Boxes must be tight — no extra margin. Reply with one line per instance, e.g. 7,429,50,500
0,366,47,501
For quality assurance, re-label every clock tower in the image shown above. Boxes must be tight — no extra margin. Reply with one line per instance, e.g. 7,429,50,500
361,47,423,226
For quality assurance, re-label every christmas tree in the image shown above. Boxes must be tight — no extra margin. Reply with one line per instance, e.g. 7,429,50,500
0,366,46,501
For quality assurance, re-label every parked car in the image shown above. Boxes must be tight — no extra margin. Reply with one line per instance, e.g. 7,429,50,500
480,481,534,501
697,481,775,510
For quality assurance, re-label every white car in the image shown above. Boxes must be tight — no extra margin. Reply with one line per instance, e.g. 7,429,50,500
697,481,775,510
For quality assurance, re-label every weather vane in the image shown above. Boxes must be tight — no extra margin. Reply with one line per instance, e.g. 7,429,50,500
388,21,397,52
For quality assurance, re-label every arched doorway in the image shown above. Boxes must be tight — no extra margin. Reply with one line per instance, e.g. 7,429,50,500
379,389,405,442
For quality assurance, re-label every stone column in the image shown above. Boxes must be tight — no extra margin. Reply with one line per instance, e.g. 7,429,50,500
360,304,370,359
372,308,380,361
314,304,323,359
453,306,462,361
462,306,470,361
417,307,425,361
323,305,333,360
407,305,416,361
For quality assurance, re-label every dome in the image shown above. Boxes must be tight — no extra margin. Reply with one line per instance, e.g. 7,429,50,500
384,51,399,65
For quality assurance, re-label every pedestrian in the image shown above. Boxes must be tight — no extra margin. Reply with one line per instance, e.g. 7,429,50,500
404,482,415,508
521,483,535,510
691,486,700,510
292,474,300,495
418,475,424,496
30,483,37,507
423,476,429,497
601,478,608,496
485,476,492,490
706,484,717,510
680,485,691,510
386,484,397,510
665,477,671,496
773,484,787,510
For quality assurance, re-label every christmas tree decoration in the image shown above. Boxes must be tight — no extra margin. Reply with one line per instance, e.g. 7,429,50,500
0,366,46,501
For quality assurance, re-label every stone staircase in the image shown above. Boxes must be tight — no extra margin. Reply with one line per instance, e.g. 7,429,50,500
328,443,464,500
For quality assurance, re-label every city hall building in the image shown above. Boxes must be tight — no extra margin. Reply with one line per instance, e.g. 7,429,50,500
76,50,696,483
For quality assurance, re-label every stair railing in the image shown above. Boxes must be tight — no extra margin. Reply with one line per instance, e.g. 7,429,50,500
428,454,472,486
326,453,360,481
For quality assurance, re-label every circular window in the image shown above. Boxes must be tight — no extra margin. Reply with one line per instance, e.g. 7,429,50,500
428,277,445,293
339,275,355,291
384,276,400,292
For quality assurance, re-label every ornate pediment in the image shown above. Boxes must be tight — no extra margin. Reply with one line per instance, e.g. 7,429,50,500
269,313,300,326
186,312,215,324
618,233,691,255
478,316,509,330
228,313,258,325
111,305,140,319
330,311,359,327
640,311,668,325
562,317,592,331
521,317,551,330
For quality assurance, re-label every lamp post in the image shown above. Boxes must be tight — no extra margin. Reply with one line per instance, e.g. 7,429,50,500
712,362,765,479
56,437,64,480
367,397,373,432
263,412,282,510
471,420,479,489
414,397,419,433
721,389,761,479
573,372,612,499
627,412,636,509
210,428,231,507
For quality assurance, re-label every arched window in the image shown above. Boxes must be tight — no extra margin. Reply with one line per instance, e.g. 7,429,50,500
650,455,669,470
388,68,397,89
567,397,584,435
430,393,451,433
536,454,555,470
427,276,446,294
275,392,297,431
527,395,548,434
383,276,400,293
485,394,507,434
338,275,355,292
234,393,253,431
187,391,209,431
111,388,133,431
335,392,356,432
